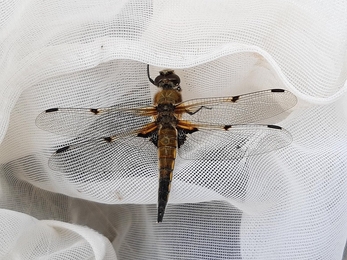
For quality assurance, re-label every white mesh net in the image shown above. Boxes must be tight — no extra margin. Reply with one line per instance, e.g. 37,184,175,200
1,0,347,259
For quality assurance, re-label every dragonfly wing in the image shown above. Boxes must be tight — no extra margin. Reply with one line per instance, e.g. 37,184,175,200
178,124,292,160
36,106,156,138
177,89,297,125
48,135,158,174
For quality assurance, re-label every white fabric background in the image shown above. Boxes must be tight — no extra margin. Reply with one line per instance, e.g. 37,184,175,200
1,0,347,259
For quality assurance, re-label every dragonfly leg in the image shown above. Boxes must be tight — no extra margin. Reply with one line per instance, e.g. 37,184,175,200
147,64,155,85
185,105,211,115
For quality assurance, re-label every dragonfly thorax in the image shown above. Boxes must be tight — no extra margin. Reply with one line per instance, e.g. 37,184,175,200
154,89,182,105
156,110,178,127
157,103,175,113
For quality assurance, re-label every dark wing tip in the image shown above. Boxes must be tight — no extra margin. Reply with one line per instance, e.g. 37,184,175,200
231,95,240,102
267,124,282,130
56,146,70,154
45,108,59,113
271,89,285,93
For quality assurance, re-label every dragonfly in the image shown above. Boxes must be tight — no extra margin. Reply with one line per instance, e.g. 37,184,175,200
36,65,297,223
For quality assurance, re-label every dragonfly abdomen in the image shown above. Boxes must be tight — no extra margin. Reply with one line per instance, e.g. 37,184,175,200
157,126,178,223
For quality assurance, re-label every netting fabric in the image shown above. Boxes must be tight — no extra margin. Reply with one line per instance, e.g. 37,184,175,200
1,0,347,259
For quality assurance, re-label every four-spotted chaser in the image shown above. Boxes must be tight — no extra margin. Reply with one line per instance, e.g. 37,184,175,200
36,65,297,223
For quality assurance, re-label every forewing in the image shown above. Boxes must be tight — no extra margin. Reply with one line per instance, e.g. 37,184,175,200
177,89,297,125
36,106,156,138
48,135,158,174
178,124,292,160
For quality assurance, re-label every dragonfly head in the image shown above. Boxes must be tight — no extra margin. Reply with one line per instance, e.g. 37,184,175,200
154,70,181,91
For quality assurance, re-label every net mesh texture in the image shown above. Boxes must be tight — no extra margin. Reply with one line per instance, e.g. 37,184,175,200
1,0,347,259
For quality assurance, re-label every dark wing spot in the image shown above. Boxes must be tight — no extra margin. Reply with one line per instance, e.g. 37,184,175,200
267,125,282,130
224,125,232,130
56,146,70,153
137,132,151,138
90,108,99,114
184,128,198,134
177,127,198,148
104,137,113,142
271,89,285,93
231,96,240,102
45,108,59,113
138,131,158,147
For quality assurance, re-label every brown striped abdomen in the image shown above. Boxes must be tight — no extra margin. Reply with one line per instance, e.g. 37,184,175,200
157,126,178,223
